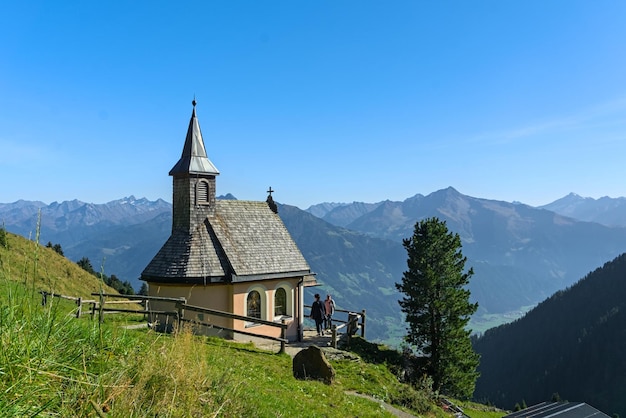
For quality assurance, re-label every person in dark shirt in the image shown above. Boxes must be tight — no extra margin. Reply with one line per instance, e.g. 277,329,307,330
310,293,326,336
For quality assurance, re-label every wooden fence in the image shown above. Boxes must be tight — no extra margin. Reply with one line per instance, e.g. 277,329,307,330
41,291,367,353
40,291,289,354
41,291,153,320
304,304,366,349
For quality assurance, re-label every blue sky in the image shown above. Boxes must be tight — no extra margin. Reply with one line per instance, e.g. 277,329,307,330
2,1,626,209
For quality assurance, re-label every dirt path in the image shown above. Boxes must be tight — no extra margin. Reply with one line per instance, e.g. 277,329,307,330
251,329,338,356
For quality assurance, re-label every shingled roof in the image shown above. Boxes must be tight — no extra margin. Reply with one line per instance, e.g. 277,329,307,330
142,200,311,284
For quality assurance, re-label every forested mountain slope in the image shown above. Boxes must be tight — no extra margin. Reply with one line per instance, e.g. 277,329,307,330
472,253,626,416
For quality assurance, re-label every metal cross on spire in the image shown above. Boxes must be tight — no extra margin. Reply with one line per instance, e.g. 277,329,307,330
266,187,278,213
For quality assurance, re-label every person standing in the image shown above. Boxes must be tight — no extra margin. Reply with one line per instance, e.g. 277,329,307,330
310,293,326,336
324,294,335,330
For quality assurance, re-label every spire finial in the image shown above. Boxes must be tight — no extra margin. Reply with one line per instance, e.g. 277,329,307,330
192,95,197,108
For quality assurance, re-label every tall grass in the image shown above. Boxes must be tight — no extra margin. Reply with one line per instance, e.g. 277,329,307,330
0,224,125,415
0,281,407,417
0,229,403,417
1,227,498,417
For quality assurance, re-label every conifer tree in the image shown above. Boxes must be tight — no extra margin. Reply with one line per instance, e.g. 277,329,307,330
77,257,95,275
52,243,64,256
396,217,479,399
0,224,8,249
138,282,149,296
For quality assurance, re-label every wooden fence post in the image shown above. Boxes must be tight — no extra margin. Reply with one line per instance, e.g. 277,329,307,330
361,309,366,339
91,302,96,320
347,312,358,346
76,297,82,318
41,291,48,306
331,324,338,349
143,299,149,322
347,312,358,335
176,301,185,332
279,319,286,354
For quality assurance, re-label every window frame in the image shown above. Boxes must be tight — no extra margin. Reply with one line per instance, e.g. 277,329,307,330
273,283,293,322
195,179,210,205
245,285,267,327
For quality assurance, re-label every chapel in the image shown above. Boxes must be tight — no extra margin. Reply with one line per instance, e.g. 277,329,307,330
141,100,316,342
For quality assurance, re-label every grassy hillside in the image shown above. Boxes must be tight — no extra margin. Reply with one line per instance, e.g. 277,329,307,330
0,228,501,417
0,230,117,297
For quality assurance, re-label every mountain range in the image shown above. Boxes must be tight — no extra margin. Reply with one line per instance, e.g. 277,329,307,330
305,188,626,325
3,188,626,342
539,192,626,227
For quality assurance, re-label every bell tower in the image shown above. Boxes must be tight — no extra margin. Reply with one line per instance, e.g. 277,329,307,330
169,100,220,233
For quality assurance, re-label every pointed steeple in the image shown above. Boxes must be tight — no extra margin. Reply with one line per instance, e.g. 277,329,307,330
169,99,219,233
169,100,220,176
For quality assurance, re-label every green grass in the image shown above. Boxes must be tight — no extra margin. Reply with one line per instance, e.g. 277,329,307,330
0,280,415,417
0,231,116,297
0,281,403,417
0,229,503,417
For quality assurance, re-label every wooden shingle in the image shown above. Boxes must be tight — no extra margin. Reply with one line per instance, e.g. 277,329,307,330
209,200,310,278
142,200,310,284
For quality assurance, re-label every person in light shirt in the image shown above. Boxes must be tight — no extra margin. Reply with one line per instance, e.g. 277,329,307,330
324,294,335,331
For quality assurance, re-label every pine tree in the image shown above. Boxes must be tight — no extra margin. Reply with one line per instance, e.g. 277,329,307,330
138,283,149,296
76,257,95,275
396,217,479,399
52,243,64,256
0,224,8,249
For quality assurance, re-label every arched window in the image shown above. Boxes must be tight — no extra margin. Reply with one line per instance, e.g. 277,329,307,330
274,288,287,317
247,290,261,320
273,284,293,321
196,180,209,205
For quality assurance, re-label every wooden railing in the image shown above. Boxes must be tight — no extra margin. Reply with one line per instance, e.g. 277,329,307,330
41,291,368,353
41,291,100,318
90,293,182,323
40,291,289,354
305,305,366,349
177,301,289,354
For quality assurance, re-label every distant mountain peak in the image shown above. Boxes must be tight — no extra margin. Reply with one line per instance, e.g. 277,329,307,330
562,192,595,202
218,193,238,200
429,186,462,198
541,193,626,227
